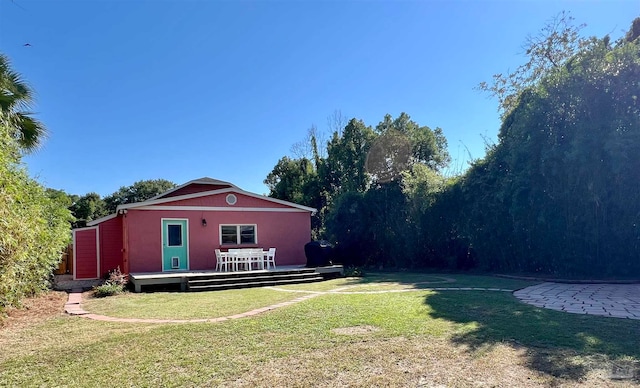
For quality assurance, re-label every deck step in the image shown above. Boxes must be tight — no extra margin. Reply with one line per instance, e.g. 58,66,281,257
186,267,325,292
188,272,321,287
187,276,324,292
188,268,317,281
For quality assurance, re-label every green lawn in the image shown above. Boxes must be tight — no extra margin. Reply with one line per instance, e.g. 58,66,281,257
82,287,301,319
1,273,639,386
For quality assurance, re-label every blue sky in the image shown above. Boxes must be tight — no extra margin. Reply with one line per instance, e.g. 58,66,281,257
1,1,637,196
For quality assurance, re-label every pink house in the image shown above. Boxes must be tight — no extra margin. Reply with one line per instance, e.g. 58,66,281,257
72,178,316,280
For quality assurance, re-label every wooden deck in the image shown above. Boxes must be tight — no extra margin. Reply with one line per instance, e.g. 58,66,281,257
129,265,344,292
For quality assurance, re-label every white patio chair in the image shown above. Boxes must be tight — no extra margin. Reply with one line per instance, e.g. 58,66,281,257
264,248,276,270
248,249,265,270
216,249,233,272
215,249,223,272
230,248,251,271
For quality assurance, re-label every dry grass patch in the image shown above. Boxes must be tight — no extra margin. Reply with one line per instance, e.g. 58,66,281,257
331,325,381,335
230,337,640,387
0,291,67,330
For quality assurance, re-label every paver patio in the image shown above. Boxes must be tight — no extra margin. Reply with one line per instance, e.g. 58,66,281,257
514,282,640,319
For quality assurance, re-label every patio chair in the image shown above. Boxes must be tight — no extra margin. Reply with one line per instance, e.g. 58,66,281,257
248,249,265,270
215,249,223,272
230,248,254,271
215,249,232,272
264,248,276,270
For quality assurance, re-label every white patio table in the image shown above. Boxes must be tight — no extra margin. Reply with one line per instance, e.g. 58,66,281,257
225,248,266,271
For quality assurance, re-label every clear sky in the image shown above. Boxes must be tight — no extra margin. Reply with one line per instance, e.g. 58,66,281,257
1,1,637,196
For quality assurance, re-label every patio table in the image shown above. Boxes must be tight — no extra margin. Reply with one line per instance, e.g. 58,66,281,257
223,248,267,271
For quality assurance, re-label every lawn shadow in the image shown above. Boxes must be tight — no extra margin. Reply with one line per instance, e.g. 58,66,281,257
425,290,640,382
348,272,456,287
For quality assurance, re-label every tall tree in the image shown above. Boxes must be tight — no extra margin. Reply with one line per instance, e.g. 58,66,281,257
369,113,450,183
477,11,589,117
70,192,107,226
264,156,318,206
0,53,47,152
321,118,376,199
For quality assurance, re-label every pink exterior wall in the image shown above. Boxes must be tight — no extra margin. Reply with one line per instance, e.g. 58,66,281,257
99,216,123,276
74,228,98,279
160,192,290,209
125,207,312,273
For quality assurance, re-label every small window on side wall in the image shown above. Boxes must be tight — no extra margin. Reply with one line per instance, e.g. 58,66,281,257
220,224,256,245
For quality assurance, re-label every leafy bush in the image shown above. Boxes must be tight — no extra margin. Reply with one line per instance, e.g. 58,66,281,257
93,283,124,298
93,267,128,297
0,128,72,311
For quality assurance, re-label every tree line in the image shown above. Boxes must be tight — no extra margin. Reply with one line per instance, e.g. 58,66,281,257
49,179,177,228
266,16,640,277
265,112,451,268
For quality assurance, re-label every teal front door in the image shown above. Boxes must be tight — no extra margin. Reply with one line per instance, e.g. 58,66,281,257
162,219,188,271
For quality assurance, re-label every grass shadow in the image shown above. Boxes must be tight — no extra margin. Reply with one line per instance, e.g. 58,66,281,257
425,290,640,381
346,271,540,290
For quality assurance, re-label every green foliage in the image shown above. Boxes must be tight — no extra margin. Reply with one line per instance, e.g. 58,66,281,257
374,113,450,172
424,19,640,276
264,156,318,206
267,18,640,277
103,179,176,213
92,267,128,298
0,55,71,310
0,53,47,152
64,179,176,227
69,192,107,226
322,118,377,197
92,283,125,298
267,112,450,267
0,126,72,310
477,11,589,118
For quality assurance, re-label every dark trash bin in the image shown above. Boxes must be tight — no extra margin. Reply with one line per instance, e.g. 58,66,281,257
304,240,334,267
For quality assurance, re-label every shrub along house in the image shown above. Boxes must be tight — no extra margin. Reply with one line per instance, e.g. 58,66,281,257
72,178,317,284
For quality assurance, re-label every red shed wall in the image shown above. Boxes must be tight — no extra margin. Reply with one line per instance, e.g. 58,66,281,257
125,209,311,273
99,216,123,276
74,227,99,279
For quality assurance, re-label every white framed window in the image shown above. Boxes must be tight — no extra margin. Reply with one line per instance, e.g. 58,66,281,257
220,224,257,245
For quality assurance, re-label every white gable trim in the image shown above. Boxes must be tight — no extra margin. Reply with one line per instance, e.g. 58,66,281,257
117,187,317,214
135,206,311,212
147,178,238,201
